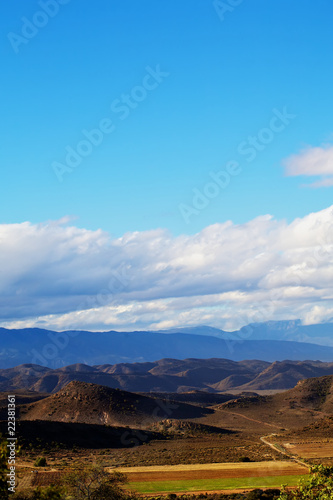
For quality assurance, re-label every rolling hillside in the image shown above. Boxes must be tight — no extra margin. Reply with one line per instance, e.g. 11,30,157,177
2,358,333,394
17,380,213,426
236,360,333,390
208,374,333,433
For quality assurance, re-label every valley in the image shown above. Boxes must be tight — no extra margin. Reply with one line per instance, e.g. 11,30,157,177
1,359,333,497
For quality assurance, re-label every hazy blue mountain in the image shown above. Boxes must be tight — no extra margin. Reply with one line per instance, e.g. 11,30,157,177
1,326,333,369
239,320,333,346
160,326,227,337
161,320,333,347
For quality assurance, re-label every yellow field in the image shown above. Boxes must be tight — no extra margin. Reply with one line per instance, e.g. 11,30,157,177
108,460,307,474
108,460,308,493
110,462,308,494
126,475,305,494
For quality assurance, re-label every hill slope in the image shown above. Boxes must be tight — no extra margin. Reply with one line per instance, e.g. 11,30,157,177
2,358,333,394
209,374,333,433
237,360,333,390
18,381,212,426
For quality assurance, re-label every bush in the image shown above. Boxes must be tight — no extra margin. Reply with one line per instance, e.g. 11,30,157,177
12,485,65,499
34,457,47,467
246,489,280,499
278,465,333,499
0,435,8,500
65,465,137,500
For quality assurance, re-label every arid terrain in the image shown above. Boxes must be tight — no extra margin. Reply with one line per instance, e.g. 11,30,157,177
1,361,333,495
2,358,333,394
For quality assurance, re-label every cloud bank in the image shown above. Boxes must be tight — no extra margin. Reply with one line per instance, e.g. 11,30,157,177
1,206,333,331
284,144,333,187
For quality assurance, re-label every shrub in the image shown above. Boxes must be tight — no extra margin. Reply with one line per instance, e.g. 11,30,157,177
278,465,333,499
34,457,47,467
64,465,137,500
247,489,280,499
1,435,8,500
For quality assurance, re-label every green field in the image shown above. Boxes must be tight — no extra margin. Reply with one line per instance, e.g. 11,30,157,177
128,474,306,493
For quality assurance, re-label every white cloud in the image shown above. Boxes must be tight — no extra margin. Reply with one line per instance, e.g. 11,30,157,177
306,177,333,188
284,144,333,187
302,305,333,325
1,206,333,331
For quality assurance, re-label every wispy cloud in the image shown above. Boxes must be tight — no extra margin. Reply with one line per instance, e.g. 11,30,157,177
284,144,333,188
1,206,333,331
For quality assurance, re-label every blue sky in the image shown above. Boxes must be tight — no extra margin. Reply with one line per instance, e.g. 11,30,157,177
1,0,333,236
1,1,333,331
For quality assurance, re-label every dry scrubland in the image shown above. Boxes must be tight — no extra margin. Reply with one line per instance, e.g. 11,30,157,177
1,372,333,495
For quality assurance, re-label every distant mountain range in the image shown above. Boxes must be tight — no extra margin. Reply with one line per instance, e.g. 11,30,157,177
2,358,333,393
161,320,333,346
1,320,333,369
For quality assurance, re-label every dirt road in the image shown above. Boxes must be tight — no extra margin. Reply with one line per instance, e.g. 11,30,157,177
260,434,309,467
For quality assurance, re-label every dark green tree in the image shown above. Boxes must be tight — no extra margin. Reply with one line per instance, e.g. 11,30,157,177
12,485,65,500
65,465,137,500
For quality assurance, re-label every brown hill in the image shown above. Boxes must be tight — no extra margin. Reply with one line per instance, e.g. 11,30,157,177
237,360,333,391
2,359,333,395
31,370,121,394
283,374,333,413
0,364,50,392
0,389,48,408
0,359,269,394
148,419,234,437
18,381,212,426
208,374,333,433
0,389,48,420
284,416,333,439
210,374,253,392
99,362,156,374
0,419,164,449
140,391,235,406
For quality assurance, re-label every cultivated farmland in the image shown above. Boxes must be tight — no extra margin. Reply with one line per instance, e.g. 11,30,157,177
109,461,308,494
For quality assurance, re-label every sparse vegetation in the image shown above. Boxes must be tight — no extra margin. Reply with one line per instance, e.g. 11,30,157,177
12,485,65,499
1,366,333,498
34,457,47,467
64,465,137,500
143,492,280,500
1,434,8,500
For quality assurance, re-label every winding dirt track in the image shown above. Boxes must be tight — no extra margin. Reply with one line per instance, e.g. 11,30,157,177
217,408,280,429
260,434,309,467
